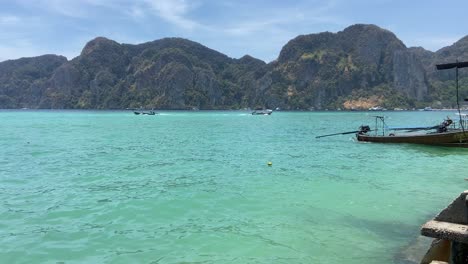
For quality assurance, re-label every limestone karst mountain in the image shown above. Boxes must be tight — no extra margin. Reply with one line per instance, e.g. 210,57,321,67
1,24,467,110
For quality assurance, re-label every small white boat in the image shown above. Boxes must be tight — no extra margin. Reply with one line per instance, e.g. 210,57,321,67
251,109,273,115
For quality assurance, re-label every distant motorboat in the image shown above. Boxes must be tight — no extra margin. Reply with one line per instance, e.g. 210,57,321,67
134,110,157,115
251,109,273,115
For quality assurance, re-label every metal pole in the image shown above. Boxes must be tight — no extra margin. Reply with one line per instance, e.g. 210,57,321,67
375,117,377,136
382,116,386,136
456,62,466,135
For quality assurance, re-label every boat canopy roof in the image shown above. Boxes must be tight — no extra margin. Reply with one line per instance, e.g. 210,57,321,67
387,125,439,131
436,61,468,70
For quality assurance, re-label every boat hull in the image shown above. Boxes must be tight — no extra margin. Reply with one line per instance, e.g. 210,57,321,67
356,130,468,145
251,109,273,115
251,112,272,115
134,111,156,115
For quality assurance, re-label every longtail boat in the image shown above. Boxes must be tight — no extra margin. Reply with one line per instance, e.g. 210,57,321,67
355,116,468,146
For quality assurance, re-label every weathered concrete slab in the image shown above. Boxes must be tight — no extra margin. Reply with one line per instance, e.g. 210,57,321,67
421,220,468,243
433,191,468,225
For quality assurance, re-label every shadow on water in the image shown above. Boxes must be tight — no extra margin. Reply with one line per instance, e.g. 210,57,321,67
340,213,434,264
395,235,433,264
401,144,468,157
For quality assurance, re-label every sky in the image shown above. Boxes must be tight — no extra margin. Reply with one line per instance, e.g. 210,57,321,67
0,0,467,63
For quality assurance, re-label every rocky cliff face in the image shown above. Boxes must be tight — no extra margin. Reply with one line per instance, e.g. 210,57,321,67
0,24,467,110
37,37,267,109
0,55,67,108
272,24,430,109
393,50,428,100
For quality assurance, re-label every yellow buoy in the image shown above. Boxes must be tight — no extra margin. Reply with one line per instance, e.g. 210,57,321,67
267,161,272,166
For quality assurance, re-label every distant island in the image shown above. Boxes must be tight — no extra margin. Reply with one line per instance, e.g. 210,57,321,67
0,24,467,110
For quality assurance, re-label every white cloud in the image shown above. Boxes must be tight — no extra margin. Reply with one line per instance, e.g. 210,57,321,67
40,0,89,18
0,39,40,61
224,19,282,36
128,5,145,19
216,0,345,37
20,0,123,18
143,0,199,30
0,15,20,25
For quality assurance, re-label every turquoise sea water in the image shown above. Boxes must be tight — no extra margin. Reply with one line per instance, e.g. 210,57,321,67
1,110,468,263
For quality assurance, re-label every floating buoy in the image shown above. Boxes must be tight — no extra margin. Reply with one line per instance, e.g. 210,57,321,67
267,161,272,166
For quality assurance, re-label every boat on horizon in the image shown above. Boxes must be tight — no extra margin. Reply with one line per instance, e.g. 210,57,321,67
251,109,273,115
134,110,157,115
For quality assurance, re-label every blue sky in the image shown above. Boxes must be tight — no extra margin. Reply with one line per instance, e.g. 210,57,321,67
0,0,467,62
